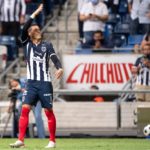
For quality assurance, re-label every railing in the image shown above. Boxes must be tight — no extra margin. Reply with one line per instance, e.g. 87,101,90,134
0,58,20,84
52,89,150,103
119,76,136,102
64,0,77,46
53,89,150,96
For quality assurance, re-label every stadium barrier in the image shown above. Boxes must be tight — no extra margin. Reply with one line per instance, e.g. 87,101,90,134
0,90,150,137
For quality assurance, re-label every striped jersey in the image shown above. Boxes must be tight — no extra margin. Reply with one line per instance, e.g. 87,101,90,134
25,41,56,81
0,0,26,22
21,18,62,82
135,55,150,86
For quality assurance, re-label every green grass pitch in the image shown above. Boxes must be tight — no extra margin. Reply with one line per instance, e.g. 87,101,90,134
1,138,150,150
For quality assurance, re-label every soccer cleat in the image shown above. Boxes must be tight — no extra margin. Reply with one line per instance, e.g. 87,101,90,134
45,141,56,148
9,140,25,148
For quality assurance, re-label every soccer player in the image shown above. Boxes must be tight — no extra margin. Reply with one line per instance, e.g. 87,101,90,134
10,4,63,148
131,44,150,101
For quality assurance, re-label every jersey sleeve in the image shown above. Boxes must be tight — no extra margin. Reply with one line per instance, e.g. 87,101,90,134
134,57,141,67
48,43,62,69
21,17,33,46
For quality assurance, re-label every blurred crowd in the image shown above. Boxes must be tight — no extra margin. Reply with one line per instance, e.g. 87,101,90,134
0,0,67,61
0,0,149,102
0,0,149,60
77,0,150,52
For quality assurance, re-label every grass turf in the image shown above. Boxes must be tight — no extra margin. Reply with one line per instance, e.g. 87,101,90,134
0,138,150,150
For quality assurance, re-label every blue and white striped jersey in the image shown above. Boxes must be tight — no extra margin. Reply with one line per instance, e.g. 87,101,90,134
21,18,62,82
135,55,150,86
25,41,57,81
0,0,26,22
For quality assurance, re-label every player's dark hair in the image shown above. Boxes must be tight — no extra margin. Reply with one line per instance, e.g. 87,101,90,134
28,23,41,32
145,31,150,41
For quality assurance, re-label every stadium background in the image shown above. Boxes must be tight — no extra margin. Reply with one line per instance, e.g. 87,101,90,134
0,0,150,148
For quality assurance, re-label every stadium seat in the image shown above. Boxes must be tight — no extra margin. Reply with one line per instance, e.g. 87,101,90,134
122,14,131,24
114,23,130,34
104,24,113,38
111,34,127,47
0,36,16,47
118,45,134,53
118,0,128,14
75,48,93,54
0,36,16,60
106,14,121,25
128,35,144,45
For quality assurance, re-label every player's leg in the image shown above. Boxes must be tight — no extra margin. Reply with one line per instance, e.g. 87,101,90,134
38,81,56,148
10,104,31,148
18,104,31,141
44,108,56,148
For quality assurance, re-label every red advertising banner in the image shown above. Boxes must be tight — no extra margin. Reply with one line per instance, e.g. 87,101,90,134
62,54,140,90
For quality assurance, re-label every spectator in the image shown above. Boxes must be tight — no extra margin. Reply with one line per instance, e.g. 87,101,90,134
128,0,141,34
138,0,150,34
0,0,26,60
81,30,107,49
128,0,150,34
90,85,104,102
104,0,119,14
131,44,150,101
77,0,89,40
80,0,109,42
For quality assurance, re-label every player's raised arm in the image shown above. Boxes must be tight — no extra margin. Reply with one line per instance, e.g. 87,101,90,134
21,4,43,45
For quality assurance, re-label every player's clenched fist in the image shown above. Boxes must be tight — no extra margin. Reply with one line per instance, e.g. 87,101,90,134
55,68,63,79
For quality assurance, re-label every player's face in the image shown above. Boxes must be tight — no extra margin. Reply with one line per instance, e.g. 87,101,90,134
29,25,42,40
142,45,150,55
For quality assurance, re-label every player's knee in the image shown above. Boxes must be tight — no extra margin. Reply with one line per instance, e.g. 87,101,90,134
44,109,55,119
21,105,31,117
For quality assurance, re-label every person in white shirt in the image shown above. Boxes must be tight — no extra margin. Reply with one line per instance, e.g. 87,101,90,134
80,0,109,42
128,0,150,34
77,0,89,40
138,0,150,33
104,0,119,14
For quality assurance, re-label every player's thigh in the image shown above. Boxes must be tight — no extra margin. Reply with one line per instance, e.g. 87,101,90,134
38,82,53,109
22,85,38,106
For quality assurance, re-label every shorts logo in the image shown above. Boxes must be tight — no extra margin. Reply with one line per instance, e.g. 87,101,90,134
44,93,51,96
22,95,25,102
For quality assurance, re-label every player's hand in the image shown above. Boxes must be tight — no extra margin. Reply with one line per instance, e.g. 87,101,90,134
55,68,63,79
36,4,43,13
32,4,43,17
